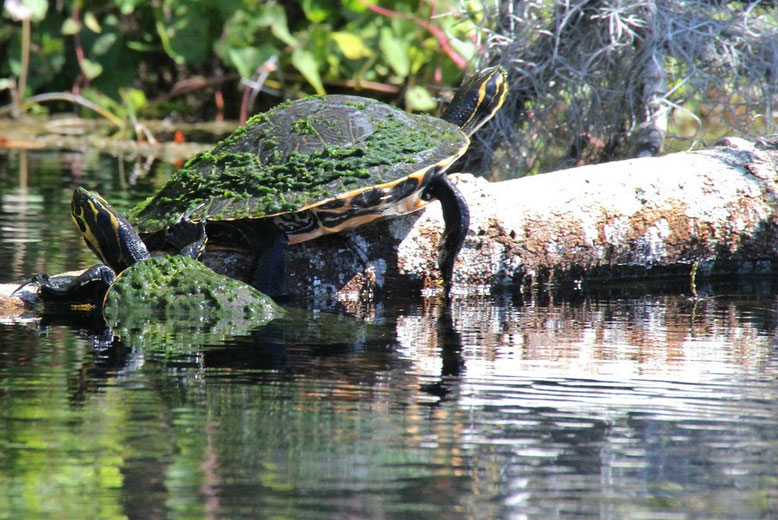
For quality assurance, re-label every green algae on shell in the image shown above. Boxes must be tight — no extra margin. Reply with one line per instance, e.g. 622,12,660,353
129,95,467,233
103,255,282,330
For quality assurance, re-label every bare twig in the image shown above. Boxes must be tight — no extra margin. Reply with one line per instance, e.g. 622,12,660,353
20,92,124,128
144,73,240,110
17,18,30,116
354,0,468,70
239,56,278,125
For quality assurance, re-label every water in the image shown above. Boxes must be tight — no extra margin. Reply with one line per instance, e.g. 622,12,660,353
1,149,778,518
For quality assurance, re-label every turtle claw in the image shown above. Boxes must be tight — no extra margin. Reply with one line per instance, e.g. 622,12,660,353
11,274,51,297
166,214,209,260
10,280,34,298
435,276,454,302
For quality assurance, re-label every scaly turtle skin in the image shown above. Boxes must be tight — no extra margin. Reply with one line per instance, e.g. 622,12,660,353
130,67,508,295
25,188,281,326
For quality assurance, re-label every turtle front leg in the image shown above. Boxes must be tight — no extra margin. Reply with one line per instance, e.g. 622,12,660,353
423,174,470,294
30,264,116,308
166,219,208,260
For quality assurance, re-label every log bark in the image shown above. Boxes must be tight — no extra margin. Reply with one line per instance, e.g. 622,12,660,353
281,137,778,299
3,137,778,311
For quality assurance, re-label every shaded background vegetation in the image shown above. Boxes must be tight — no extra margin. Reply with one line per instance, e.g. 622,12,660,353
1,0,776,178
0,0,490,119
475,0,778,177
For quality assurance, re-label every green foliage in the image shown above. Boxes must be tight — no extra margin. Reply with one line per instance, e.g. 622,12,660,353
1,0,493,125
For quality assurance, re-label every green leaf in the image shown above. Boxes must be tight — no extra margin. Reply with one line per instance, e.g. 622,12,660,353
155,4,213,66
379,27,409,78
408,45,434,75
61,18,80,36
448,37,475,64
308,24,337,76
341,0,368,12
92,33,117,56
115,0,143,15
463,0,486,24
300,0,335,23
228,45,275,79
80,58,103,80
120,88,147,113
84,12,101,33
27,0,47,21
291,47,325,94
155,20,181,64
262,4,296,46
126,40,155,52
331,32,371,60
309,23,330,62
405,85,437,111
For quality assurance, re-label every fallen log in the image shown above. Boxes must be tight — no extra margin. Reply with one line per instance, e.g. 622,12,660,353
3,137,778,311
279,137,778,298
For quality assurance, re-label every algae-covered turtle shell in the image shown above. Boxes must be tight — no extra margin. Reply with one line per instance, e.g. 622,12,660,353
130,94,468,242
104,255,282,346
103,255,281,323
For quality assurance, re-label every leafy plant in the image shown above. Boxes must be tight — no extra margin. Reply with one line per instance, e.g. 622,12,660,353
0,0,495,133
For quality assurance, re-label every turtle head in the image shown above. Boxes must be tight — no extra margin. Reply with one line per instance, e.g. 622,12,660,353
70,187,150,272
441,66,508,136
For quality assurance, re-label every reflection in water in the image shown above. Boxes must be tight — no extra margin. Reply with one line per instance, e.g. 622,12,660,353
0,150,166,283
2,286,778,518
1,151,36,282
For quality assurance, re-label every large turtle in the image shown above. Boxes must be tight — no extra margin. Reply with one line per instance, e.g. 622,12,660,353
22,187,281,327
130,66,508,295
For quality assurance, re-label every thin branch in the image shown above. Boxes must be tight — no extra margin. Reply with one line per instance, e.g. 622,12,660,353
20,92,124,128
144,73,240,110
354,0,467,70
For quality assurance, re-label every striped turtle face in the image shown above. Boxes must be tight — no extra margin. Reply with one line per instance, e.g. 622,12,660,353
441,66,509,136
71,187,150,272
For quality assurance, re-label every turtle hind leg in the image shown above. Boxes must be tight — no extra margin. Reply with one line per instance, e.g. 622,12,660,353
34,264,116,308
249,224,289,298
423,174,470,294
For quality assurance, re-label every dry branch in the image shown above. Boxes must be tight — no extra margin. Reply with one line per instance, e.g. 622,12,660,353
468,1,778,176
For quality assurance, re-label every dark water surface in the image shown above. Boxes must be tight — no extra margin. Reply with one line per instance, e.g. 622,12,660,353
1,150,778,519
